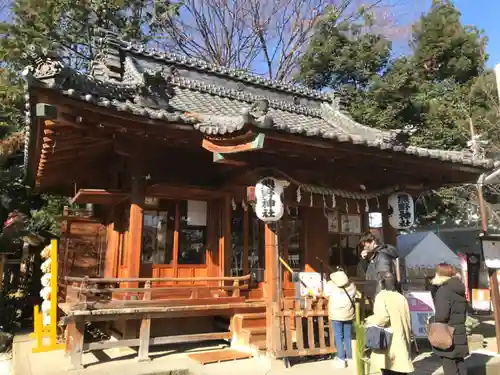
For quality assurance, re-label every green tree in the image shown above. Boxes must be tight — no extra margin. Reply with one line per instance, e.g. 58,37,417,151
298,0,496,225
297,7,391,92
0,0,182,239
411,0,487,84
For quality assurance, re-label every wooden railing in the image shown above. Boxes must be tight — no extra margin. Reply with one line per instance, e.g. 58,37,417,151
273,298,334,358
61,274,259,370
64,274,252,310
273,295,371,359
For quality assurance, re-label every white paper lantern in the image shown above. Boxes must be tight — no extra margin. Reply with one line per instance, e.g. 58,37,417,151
40,286,52,300
40,245,51,260
41,300,51,314
41,273,51,287
40,258,51,274
255,177,285,222
42,313,51,326
388,192,415,229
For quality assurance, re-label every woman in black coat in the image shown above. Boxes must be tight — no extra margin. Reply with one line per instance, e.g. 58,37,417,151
431,264,468,375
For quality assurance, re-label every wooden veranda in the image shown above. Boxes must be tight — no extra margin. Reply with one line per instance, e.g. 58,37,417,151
23,29,497,368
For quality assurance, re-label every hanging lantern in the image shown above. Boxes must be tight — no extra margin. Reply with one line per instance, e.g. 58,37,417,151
41,300,51,314
40,286,52,301
388,192,415,229
41,273,51,288
255,177,285,222
40,245,51,260
40,258,52,274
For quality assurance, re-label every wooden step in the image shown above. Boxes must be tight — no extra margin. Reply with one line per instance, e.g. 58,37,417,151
231,312,267,349
235,312,266,320
188,349,253,365
231,312,266,332
242,327,266,343
250,340,267,351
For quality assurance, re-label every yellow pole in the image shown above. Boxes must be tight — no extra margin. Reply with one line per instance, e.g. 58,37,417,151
34,305,42,348
49,239,58,346
32,239,64,353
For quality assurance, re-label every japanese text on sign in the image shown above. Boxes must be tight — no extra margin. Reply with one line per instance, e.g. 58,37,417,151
397,194,412,228
405,291,435,338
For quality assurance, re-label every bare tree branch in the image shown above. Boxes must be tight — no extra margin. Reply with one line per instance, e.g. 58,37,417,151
157,0,426,80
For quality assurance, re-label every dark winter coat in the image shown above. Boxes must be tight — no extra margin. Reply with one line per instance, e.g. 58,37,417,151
432,277,469,359
362,244,399,296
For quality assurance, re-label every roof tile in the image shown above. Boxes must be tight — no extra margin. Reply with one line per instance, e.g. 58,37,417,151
21,31,499,171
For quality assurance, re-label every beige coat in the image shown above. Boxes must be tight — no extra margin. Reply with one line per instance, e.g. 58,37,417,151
325,271,357,321
366,290,414,374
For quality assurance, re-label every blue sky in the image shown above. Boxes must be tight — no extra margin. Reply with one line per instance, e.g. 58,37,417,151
454,0,500,67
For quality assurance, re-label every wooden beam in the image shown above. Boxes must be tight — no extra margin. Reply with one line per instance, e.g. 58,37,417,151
72,297,246,310
71,189,130,205
202,133,265,154
146,184,228,200
83,332,232,352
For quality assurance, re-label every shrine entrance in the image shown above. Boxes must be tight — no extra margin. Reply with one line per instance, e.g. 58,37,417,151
230,204,305,298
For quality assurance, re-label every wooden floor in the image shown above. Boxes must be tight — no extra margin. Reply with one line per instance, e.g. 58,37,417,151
187,349,253,365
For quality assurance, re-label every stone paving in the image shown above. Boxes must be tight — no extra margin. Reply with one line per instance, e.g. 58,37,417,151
0,352,12,375
11,317,500,375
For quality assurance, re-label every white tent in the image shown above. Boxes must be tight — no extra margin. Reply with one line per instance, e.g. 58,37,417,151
397,232,462,269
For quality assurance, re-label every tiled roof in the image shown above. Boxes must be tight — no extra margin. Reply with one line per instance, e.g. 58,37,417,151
22,30,498,170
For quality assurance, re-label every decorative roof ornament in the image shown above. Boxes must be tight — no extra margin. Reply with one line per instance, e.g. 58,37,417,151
184,111,247,135
467,134,488,159
134,65,178,109
245,99,273,129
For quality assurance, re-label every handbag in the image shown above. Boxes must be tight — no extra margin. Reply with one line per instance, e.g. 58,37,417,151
342,286,356,310
365,325,393,350
428,322,455,350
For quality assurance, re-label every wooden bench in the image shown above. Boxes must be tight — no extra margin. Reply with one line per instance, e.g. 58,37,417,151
61,275,261,369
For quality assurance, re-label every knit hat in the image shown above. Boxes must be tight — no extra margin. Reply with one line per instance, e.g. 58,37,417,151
330,270,349,288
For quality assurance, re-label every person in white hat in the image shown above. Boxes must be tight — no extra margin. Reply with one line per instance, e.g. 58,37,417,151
323,268,357,368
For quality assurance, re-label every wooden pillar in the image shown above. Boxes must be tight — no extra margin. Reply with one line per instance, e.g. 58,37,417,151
207,201,221,280
381,196,397,245
220,195,232,277
243,208,249,275
104,218,118,278
381,195,401,283
67,317,85,370
125,160,144,287
489,269,500,353
137,281,152,361
264,223,280,356
172,202,180,278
